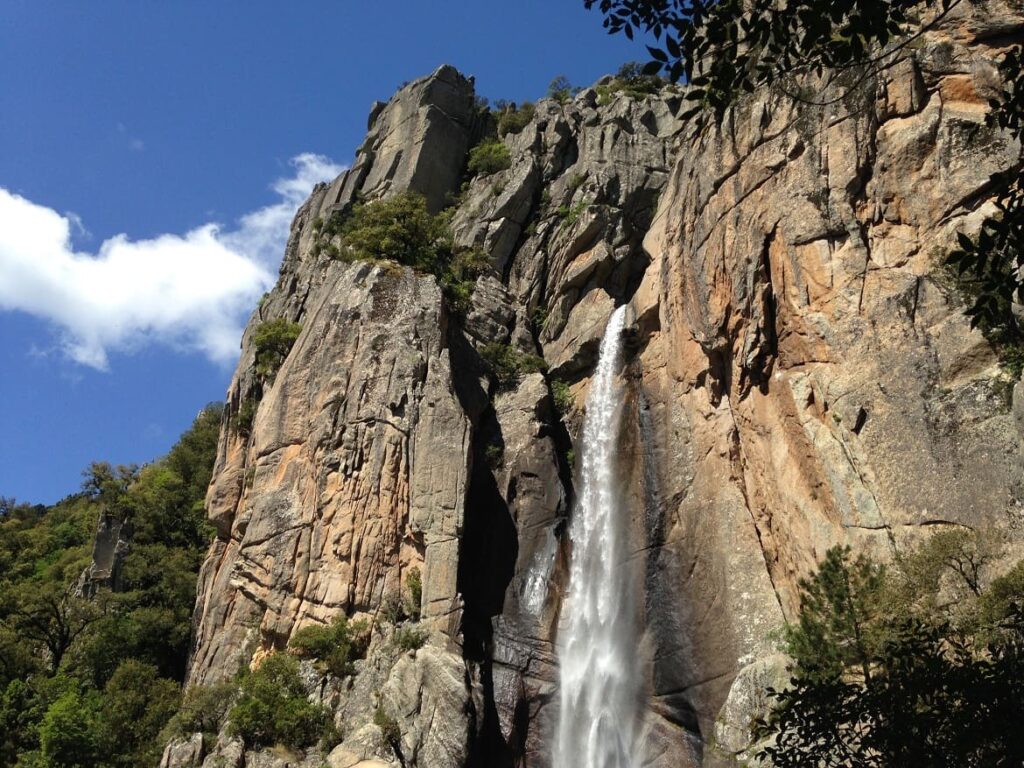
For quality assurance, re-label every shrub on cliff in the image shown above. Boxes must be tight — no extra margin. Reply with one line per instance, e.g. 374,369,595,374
340,193,447,270
479,343,547,390
163,679,237,741
289,615,369,678
393,625,428,653
496,101,535,136
253,319,302,380
467,140,512,177
229,653,326,749
547,76,579,104
596,62,664,105
331,192,492,314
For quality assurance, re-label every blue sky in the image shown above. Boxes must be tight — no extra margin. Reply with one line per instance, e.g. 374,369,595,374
0,1,645,504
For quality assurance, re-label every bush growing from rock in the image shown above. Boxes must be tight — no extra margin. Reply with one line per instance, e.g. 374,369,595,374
496,101,536,136
404,567,422,621
288,616,369,678
550,379,574,417
373,707,401,750
547,76,580,104
164,679,237,740
467,140,512,177
393,625,429,653
480,343,547,390
230,397,257,438
253,319,302,380
229,653,326,749
325,193,491,315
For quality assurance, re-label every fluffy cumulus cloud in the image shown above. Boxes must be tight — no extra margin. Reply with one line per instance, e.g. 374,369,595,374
0,154,343,370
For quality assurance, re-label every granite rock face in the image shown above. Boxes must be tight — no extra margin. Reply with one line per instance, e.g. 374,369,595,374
168,5,1024,765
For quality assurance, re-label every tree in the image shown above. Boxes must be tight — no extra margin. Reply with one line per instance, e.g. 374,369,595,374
102,660,180,768
38,689,105,768
253,318,303,380
783,546,888,684
8,583,100,673
547,75,580,104
288,615,369,678
755,543,1024,766
229,653,327,749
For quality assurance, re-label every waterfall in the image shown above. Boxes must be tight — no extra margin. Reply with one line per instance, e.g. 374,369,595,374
554,305,640,768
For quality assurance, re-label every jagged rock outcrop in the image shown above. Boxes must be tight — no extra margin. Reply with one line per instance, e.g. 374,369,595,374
167,4,1024,765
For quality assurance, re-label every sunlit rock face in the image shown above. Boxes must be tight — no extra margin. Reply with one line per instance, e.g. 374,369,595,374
170,4,1024,765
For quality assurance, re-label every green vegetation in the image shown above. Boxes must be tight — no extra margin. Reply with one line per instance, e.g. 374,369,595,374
316,193,491,315
940,257,1024,380
479,342,547,390
393,625,429,653
755,533,1024,766
0,406,222,768
253,319,302,380
467,140,512,177
373,706,401,749
404,567,422,621
162,680,237,742
550,379,574,417
595,62,664,105
496,101,536,136
547,76,580,104
233,397,257,437
229,653,327,750
556,199,589,228
288,616,369,678
484,442,505,469
380,568,424,625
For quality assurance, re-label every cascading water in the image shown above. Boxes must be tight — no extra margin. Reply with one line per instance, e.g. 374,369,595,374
554,305,641,768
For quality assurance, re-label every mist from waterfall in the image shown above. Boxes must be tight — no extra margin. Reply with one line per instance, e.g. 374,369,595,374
554,304,641,768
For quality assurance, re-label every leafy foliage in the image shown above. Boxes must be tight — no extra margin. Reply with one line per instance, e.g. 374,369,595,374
0,406,222,767
393,625,429,653
496,101,536,136
233,397,257,437
586,0,937,118
229,653,327,749
945,176,1024,336
467,139,512,177
322,192,492,314
782,547,888,683
163,679,236,740
38,688,105,768
596,61,665,104
547,75,581,104
479,343,548,390
405,567,422,621
550,379,574,417
253,319,302,380
288,616,369,678
373,706,402,749
755,539,1024,766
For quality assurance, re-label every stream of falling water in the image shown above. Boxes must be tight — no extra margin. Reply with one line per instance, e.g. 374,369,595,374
554,305,641,768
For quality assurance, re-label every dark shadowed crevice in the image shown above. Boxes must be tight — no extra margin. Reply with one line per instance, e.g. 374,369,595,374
458,405,519,768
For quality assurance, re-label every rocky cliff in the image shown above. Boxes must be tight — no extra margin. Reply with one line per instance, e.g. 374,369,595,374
166,3,1024,766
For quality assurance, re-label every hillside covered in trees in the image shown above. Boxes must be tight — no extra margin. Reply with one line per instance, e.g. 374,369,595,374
0,406,221,767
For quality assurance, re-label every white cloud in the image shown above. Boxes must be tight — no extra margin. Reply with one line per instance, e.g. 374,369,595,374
0,154,343,370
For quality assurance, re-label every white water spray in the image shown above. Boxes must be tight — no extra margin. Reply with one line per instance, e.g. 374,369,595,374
554,305,641,768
